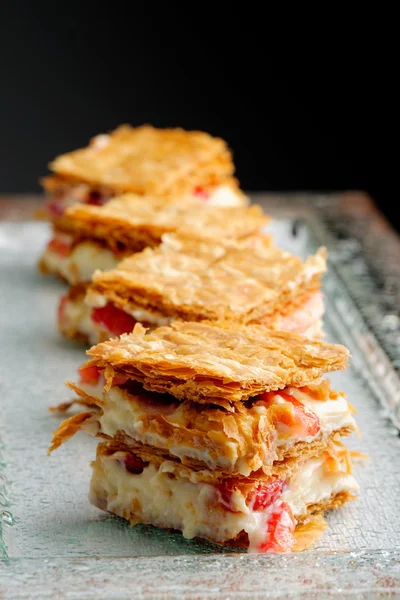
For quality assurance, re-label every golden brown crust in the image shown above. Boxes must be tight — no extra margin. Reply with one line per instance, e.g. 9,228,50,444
291,513,327,552
87,233,324,325
48,125,236,196
86,321,349,403
57,196,268,250
47,411,94,454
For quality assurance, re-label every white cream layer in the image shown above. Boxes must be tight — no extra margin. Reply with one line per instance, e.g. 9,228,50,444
201,185,248,207
78,383,355,473
62,298,100,345
272,388,356,448
43,241,119,284
90,451,358,551
282,453,359,515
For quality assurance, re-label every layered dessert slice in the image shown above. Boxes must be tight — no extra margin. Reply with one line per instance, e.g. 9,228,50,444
39,196,268,285
52,369,355,478
41,124,248,221
50,322,353,477
49,322,358,552
57,233,326,343
90,440,358,552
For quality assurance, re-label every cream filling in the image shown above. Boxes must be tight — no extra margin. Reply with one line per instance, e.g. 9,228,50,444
118,307,171,327
291,389,356,440
270,292,324,335
79,384,237,470
282,454,359,515
199,185,249,207
43,241,119,284
52,180,247,211
271,389,356,448
302,319,324,339
90,452,358,550
62,296,95,336
78,384,355,473
60,297,102,345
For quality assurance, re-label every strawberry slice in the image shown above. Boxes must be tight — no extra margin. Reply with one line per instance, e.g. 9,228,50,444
258,502,295,553
47,199,65,217
58,295,68,323
122,453,146,475
260,391,320,438
91,304,137,337
248,479,285,511
193,186,211,200
47,237,71,257
86,191,105,206
112,375,130,387
78,365,101,386
280,393,321,437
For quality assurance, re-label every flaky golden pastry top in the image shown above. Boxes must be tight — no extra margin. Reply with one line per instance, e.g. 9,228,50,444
87,233,325,323
58,195,268,249
85,322,349,403
49,125,235,195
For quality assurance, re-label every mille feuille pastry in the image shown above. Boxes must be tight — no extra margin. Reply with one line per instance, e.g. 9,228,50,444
49,321,359,553
57,232,326,344
42,124,248,221
39,195,268,285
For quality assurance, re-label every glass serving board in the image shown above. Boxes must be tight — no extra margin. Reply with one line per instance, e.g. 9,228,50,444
0,211,399,599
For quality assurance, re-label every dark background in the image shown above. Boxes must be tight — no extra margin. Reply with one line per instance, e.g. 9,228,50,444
0,5,395,227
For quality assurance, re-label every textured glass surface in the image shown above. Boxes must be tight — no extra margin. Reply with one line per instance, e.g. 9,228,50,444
0,217,399,598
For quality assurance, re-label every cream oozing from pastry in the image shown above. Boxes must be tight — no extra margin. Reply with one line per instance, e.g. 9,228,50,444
271,387,356,448
42,238,120,284
47,182,247,217
84,291,324,344
60,297,100,345
199,185,248,207
77,382,355,474
269,291,324,337
281,453,359,515
89,450,358,552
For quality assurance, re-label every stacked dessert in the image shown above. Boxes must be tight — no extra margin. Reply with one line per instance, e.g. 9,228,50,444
46,124,360,553
38,194,267,285
41,124,248,222
50,321,358,553
57,230,326,344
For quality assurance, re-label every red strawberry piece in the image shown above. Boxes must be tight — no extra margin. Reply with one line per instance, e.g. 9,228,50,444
86,191,104,206
78,365,101,386
123,454,146,475
58,295,68,323
47,200,65,217
258,502,295,553
193,186,211,200
47,237,71,257
279,393,321,437
248,479,285,511
91,304,137,337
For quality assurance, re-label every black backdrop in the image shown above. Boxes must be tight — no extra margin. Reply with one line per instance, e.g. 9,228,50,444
0,5,395,227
